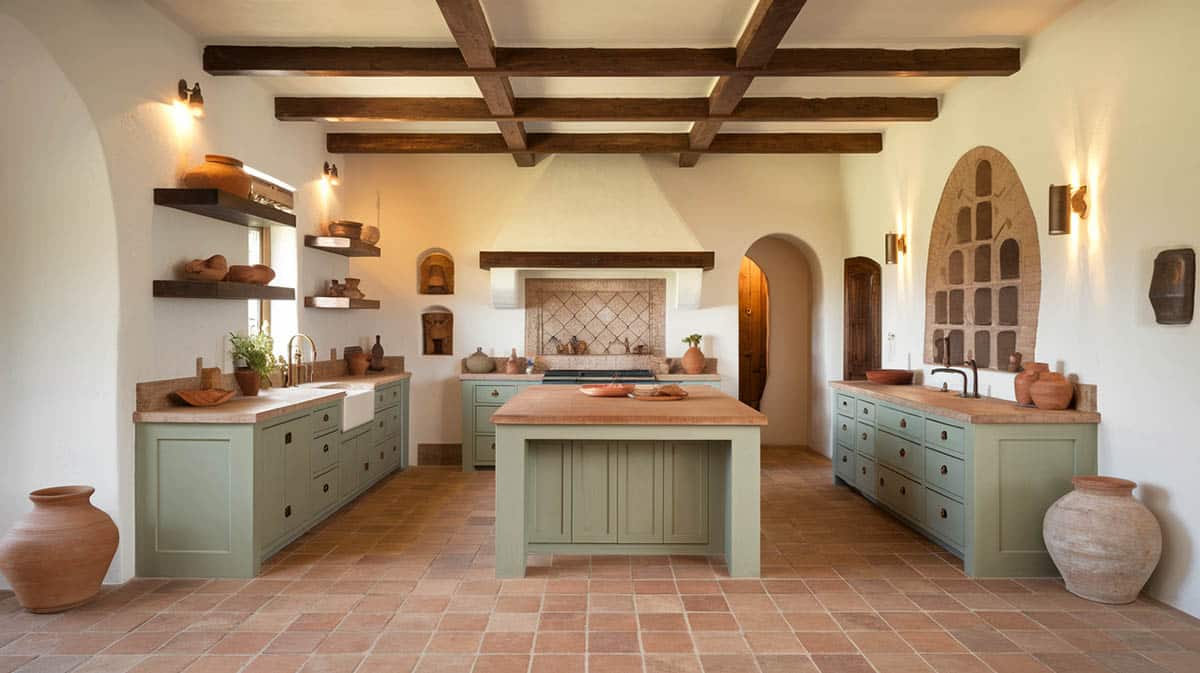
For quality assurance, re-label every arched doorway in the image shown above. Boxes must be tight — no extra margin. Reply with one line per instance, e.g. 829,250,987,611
843,256,882,380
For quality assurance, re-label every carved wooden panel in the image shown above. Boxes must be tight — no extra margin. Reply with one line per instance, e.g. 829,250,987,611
925,147,1041,368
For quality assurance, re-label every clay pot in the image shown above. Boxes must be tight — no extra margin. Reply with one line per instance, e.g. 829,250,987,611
465,348,495,373
199,367,223,391
234,367,261,397
225,265,275,285
1014,362,1049,406
1044,476,1162,604
370,335,385,372
505,349,523,375
183,155,252,197
182,254,229,281
0,486,118,613
681,346,706,375
1030,372,1073,410
327,220,363,239
362,225,381,245
347,352,370,376
342,278,365,300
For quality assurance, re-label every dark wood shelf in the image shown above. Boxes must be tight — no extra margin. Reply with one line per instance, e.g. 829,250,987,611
479,250,715,270
154,280,296,300
304,235,381,257
154,188,296,229
304,296,381,310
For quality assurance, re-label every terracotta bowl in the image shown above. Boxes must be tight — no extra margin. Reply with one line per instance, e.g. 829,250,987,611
865,369,914,385
175,389,236,407
327,220,363,239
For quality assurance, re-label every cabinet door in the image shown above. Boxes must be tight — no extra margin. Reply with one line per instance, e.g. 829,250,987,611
571,441,618,543
282,425,310,532
339,433,361,500
662,441,708,544
255,423,287,546
618,441,664,543
526,441,572,543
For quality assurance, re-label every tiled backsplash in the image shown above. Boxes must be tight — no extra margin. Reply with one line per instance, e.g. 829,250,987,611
524,278,666,357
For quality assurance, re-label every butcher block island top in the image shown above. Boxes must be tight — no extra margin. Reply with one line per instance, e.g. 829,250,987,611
491,385,767,426
831,380,1100,424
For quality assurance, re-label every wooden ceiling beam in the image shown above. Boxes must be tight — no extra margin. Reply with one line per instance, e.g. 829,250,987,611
275,96,938,122
203,45,1021,78
326,132,882,154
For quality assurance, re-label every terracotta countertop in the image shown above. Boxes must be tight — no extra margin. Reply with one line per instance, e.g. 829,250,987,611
307,371,412,387
831,381,1101,425
459,373,722,382
491,385,767,426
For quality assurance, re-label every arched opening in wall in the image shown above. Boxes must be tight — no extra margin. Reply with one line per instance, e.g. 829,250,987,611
742,236,816,448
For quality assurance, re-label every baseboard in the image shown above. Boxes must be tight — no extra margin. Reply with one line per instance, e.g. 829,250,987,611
418,443,462,465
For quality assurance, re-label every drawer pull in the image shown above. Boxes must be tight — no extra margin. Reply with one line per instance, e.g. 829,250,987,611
491,442,496,450
490,390,500,397
940,465,948,475
379,451,385,460
940,508,948,519
879,477,886,486
284,505,292,518
841,455,848,463
842,424,848,431
364,462,369,471
940,430,948,441
899,448,907,458
379,421,384,429
322,443,330,453
323,414,330,422
900,486,907,496
861,466,867,475
323,483,330,493
861,432,868,441
284,432,292,444
862,407,870,415
899,419,907,429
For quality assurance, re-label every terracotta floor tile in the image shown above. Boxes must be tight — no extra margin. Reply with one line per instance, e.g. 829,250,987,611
686,614,738,632
297,655,363,673
980,653,1057,673
847,631,913,654
809,654,875,673
126,655,198,673
241,655,306,673
640,615,687,632
795,632,856,654
71,655,146,673
588,632,639,654
533,632,584,654
922,654,993,673
180,656,249,673
410,654,472,673
263,633,324,655
692,634,749,655
642,633,694,654
470,654,528,673
479,633,533,654
372,632,429,654
756,654,817,673
589,654,644,673
530,654,584,673
356,654,417,673
744,632,803,654
898,631,966,654
864,653,935,673
698,654,759,673
1146,651,1200,673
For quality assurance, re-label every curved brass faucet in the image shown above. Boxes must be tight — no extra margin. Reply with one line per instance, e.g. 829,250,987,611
285,333,317,386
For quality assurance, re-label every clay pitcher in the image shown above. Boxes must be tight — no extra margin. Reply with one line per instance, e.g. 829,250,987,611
1030,371,1073,410
1014,362,1048,406
1044,476,1162,604
0,486,119,613
681,346,706,375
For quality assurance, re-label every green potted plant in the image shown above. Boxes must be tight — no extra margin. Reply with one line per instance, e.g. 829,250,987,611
681,333,705,374
229,330,275,396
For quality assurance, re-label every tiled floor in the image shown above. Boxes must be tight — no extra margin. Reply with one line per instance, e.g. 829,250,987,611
2,447,1197,673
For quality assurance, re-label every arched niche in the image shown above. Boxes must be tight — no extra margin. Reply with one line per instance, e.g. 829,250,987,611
421,305,454,355
1000,239,1021,279
418,248,454,295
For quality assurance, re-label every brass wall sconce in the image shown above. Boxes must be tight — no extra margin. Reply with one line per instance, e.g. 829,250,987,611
1048,184,1087,235
885,232,907,264
323,161,340,186
176,79,204,118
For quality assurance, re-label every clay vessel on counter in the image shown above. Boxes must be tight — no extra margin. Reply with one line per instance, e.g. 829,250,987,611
1044,476,1162,604
370,335,385,371
234,367,261,396
681,346,706,375
182,155,252,197
199,367,223,391
0,486,119,613
1030,372,1073,410
347,352,371,376
465,348,495,373
1014,362,1049,406
225,264,275,285
182,254,229,281
505,349,523,375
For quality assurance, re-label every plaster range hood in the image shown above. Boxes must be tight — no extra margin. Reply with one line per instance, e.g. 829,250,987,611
479,251,715,310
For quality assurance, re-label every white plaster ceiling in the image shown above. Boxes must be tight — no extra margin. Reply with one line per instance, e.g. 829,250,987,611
152,0,1081,134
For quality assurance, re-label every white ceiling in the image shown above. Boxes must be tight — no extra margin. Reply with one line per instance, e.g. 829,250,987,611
151,0,1081,135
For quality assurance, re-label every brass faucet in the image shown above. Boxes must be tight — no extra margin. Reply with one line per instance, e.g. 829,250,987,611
931,338,980,399
285,333,317,387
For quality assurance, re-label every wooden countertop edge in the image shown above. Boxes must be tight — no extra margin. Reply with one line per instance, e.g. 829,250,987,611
492,416,767,427
830,380,1101,425
459,374,723,381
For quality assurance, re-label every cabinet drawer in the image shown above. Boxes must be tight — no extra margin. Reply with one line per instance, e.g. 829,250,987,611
877,430,924,480
836,394,855,416
925,419,965,455
475,385,516,404
857,399,876,424
474,434,496,463
311,469,339,513
835,444,856,482
925,489,965,547
855,422,875,457
474,406,499,433
855,456,876,498
835,415,855,447
311,431,338,474
924,448,965,499
380,435,402,469
375,384,401,409
878,405,923,443
878,465,923,523
311,405,339,436
382,405,401,439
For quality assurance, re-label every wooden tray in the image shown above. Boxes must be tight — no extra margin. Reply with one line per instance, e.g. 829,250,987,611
579,384,636,397
628,391,689,402
175,389,236,407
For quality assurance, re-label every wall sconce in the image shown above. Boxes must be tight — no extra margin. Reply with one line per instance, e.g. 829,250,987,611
176,79,204,118
1048,184,1088,235
323,161,340,186
884,232,907,264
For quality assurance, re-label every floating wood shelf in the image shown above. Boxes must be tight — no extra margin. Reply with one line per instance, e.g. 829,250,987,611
304,235,381,257
154,280,295,300
154,188,296,229
304,296,381,310
479,251,715,270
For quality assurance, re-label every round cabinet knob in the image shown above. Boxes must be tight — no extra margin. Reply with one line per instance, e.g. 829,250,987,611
940,465,949,475
842,455,848,463
490,390,499,397
940,508,948,519
842,400,848,407
323,414,329,422
323,483,330,493
900,419,907,429
842,424,848,431
862,407,869,415
861,432,868,440
940,430,948,441
899,448,906,458
323,444,330,453
900,486,907,495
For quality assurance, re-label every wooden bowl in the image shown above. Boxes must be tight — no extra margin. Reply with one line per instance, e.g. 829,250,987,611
327,220,363,239
579,384,635,397
865,369,914,385
175,389,236,407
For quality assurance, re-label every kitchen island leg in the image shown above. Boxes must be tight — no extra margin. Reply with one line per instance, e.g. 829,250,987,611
494,425,527,578
725,427,762,577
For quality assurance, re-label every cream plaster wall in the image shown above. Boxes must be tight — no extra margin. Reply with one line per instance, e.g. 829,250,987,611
340,154,848,457
839,0,1200,615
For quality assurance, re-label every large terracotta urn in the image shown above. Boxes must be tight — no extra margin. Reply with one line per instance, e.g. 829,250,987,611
0,486,118,613
1043,476,1162,604
1030,371,1074,410
1014,362,1048,406
681,346,706,375
182,154,252,197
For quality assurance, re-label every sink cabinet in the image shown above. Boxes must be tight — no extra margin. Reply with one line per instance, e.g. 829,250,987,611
136,378,409,577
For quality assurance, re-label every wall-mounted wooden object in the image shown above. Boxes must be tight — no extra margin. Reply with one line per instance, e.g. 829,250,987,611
154,280,294,300
304,235,381,257
422,310,453,355
153,188,296,229
479,251,716,270
419,251,454,294
304,296,380,309
1149,248,1195,324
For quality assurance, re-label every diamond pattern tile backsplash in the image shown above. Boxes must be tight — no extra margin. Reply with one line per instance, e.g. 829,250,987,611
525,279,666,356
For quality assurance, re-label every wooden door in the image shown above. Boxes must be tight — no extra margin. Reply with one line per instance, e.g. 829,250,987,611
844,257,882,380
738,257,769,409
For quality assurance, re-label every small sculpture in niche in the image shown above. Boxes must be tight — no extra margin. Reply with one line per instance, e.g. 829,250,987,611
1149,248,1195,324
422,310,453,355
419,251,455,295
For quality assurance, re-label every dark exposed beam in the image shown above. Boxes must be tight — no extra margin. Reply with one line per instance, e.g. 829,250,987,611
204,45,1021,78
275,96,939,123
326,132,882,155
480,251,716,271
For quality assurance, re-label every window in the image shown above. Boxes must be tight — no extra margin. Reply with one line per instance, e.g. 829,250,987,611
247,227,270,334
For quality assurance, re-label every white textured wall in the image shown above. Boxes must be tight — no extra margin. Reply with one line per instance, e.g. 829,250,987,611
840,0,1200,615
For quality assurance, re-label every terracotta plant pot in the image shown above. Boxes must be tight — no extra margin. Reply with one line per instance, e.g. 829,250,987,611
347,352,371,376
465,348,495,373
0,486,118,613
182,154,252,197
505,348,523,375
1044,476,1163,604
1030,372,1073,410
681,346,706,375
1014,362,1049,406
234,367,261,396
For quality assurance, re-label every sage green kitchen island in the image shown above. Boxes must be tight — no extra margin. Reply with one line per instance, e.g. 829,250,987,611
491,385,766,578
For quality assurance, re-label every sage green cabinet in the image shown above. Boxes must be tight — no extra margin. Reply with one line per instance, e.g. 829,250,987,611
663,441,709,544
571,441,618,543
526,440,572,543
618,441,664,543
461,380,536,469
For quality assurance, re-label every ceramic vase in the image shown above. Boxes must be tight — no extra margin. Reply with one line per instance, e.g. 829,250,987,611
234,367,261,396
681,346,705,375
1014,362,1048,406
505,349,522,375
370,335,385,371
1044,476,1162,604
182,155,252,197
1030,372,1073,410
465,348,495,373
347,352,370,376
0,486,118,613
